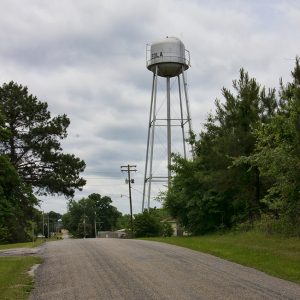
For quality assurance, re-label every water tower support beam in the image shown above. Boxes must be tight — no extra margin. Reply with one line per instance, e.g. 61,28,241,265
147,66,158,210
142,71,156,211
167,77,171,188
182,68,195,159
178,75,187,159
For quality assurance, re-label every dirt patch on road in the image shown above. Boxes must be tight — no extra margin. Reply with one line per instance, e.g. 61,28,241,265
0,247,41,257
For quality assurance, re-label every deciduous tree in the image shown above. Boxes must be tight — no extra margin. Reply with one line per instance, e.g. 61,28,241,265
62,193,121,238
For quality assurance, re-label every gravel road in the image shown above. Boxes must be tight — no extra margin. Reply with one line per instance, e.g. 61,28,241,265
30,238,300,300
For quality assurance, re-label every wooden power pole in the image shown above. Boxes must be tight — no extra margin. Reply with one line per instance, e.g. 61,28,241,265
121,164,137,236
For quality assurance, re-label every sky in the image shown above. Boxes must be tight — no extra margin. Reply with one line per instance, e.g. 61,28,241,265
0,0,299,215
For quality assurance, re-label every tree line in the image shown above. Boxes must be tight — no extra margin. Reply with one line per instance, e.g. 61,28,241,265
61,196,173,238
1,59,299,242
62,193,121,238
165,58,300,236
0,82,86,243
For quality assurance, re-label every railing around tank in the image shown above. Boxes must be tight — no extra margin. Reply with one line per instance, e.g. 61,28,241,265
146,44,191,68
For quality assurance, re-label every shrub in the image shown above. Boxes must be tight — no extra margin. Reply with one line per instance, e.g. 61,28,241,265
254,214,300,237
133,210,162,238
161,222,174,237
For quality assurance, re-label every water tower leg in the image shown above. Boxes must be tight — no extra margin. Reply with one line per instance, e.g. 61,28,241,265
147,66,158,209
167,77,171,188
178,75,187,159
182,68,195,159
142,72,155,212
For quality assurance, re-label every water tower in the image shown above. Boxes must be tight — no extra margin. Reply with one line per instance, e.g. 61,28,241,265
142,36,193,211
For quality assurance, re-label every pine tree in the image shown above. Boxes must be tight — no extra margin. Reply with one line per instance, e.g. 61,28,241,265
0,81,86,197
166,69,277,233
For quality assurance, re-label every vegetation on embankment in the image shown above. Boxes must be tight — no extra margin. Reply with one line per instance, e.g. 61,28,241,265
165,59,300,237
144,231,300,284
0,256,42,299
0,237,65,299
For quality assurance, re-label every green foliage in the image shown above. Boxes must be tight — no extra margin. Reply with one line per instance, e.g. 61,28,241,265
250,214,300,237
0,155,38,243
62,193,121,238
132,208,172,237
0,111,9,142
133,209,162,238
166,69,277,234
0,153,43,244
0,81,86,198
236,58,300,234
161,221,174,237
0,81,86,243
41,211,62,238
165,62,300,236
116,214,131,230
0,256,42,299
165,62,300,235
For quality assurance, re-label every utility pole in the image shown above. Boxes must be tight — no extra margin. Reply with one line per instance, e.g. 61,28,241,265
121,164,137,237
83,217,86,239
47,214,50,239
94,211,97,238
32,222,35,245
82,202,86,239
42,211,44,237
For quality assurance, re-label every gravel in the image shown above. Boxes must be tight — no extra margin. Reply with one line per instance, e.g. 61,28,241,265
30,238,300,300
0,247,41,257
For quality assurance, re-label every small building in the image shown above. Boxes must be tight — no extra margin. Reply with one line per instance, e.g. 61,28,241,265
97,230,126,239
161,218,184,236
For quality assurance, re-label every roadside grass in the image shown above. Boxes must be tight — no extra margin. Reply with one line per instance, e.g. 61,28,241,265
144,231,300,284
0,256,42,300
0,235,63,251
0,239,45,251
0,236,62,299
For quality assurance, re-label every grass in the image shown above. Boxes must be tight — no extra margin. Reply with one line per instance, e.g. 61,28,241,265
0,256,42,300
0,235,63,251
0,239,45,251
0,236,62,299
144,231,300,284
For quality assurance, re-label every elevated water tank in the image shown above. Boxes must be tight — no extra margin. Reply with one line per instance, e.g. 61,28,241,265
147,36,190,77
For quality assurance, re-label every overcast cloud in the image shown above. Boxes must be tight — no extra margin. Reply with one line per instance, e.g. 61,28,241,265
0,0,299,214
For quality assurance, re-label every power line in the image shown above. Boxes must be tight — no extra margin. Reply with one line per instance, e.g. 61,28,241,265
131,186,143,194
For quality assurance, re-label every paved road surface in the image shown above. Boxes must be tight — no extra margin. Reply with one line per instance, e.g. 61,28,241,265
30,239,300,300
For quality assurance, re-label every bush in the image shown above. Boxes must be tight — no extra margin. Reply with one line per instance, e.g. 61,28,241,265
133,210,162,238
234,214,300,237
0,225,11,243
161,222,174,237
254,214,300,237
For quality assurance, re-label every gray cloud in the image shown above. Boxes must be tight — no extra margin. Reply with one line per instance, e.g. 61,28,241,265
1,0,299,214
97,124,147,143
